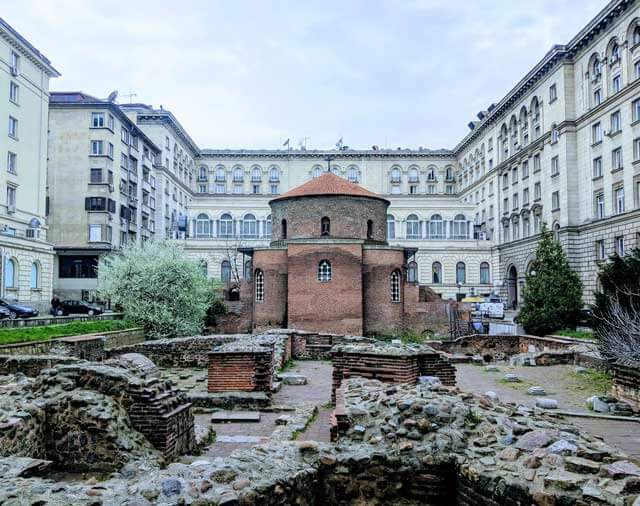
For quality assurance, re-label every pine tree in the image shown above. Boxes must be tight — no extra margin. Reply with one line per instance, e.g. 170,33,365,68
518,224,583,336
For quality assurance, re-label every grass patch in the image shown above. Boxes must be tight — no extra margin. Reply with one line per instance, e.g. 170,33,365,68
498,377,536,391
376,331,437,345
291,407,319,440
277,359,295,373
567,369,612,396
553,329,594,340
0,319,136,346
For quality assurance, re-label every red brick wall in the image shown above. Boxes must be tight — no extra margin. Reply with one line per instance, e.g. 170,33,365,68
362,248,405,335
207,350,272,392
271,196,388,241
253,249,288,330
287,243,364,335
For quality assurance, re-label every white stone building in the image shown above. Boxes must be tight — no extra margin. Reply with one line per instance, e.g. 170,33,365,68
0,18,59,311
45,0,640,306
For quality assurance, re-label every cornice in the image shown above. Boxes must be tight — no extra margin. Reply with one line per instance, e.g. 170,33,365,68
199,149,455,160
0,18,60,77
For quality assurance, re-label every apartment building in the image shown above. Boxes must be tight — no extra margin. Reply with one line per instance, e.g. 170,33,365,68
47,92,160,300
0,18,59,311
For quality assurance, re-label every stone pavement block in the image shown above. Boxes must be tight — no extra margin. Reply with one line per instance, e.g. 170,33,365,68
278,373,308,385
211,411,261,423
216,435,265,444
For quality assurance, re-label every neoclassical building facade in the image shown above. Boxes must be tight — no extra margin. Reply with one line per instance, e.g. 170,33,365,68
38,0,640,307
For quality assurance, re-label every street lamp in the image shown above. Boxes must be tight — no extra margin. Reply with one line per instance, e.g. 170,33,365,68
456,282,462,301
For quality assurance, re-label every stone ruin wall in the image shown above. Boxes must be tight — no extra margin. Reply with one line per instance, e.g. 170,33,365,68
611,362,640,412
207,348,273,393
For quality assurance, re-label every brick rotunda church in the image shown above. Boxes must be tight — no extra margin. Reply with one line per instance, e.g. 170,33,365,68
232,171,450,336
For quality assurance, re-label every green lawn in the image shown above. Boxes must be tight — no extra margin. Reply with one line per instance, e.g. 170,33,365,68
0,319,136,346
553,329,594,340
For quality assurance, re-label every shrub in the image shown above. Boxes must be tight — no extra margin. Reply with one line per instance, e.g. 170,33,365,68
98,241,216,339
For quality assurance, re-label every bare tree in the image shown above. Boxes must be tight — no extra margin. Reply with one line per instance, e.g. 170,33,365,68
595,288,640,364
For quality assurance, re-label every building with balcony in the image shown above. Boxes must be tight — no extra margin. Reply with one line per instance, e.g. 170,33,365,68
0,18,59,311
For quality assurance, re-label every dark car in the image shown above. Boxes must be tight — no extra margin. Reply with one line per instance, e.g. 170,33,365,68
0,298,39,319
55,300,103,316
0,306,11,319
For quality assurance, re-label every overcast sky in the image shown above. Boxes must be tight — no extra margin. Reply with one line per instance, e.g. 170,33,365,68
5,1,604,150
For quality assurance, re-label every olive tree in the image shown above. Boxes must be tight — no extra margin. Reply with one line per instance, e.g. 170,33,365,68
98,241,214,339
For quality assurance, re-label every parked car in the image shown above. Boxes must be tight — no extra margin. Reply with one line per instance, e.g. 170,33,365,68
0,298,39,319
0,306,11,319
55,300,103,316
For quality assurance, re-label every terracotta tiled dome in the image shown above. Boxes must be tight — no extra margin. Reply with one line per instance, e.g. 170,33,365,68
270,171,388,203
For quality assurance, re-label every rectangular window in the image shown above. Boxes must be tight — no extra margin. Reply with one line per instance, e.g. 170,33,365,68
121,153,128,168
409,184,418,194
427,184,436,194
90,140,103,155
8,116,17,138
512,167,518,184
549,83,557,102
91,112,105,128
533,154,541,172
215,183,225,194
634,138,640,162
108,114,114,130
233,184,243,194
592,122,602,144
88,224,102,242
596,240,606,261
85,196,107,211
610,110,622,133
612,75,621,94
522,160,529,179
595,193,605,219
7,152,16,175
6,185,16,212
552,191,560,210
58,255,98,279
270,183,279,195
551,156,560,176
445,184,454,194
593,157,603,178
503,197,509,212
198,184,206,193
615,236,625,256
252,183,261,194
512,193,519,210
121,128,129,144
612,147,623,171
633,98,640,123
10,51,19,72
593,88,602,106
108,143,114,158
534,182,541,200
635,60,640,80
523,188,529,205
90,168,103,183
502,173,509,188
9,81,19,104
615,187,625,213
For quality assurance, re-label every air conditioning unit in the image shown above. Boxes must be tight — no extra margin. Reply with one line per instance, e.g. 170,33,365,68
10,66,19,77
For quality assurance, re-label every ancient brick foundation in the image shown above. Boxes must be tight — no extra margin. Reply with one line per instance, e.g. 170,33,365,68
611,361,640,412
331,342,456,405
207,348,273,393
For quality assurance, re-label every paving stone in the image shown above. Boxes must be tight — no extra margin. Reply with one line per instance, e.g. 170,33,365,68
211,411,261,423
216,435,264,443
536,398,558,409
602,460,640,479
484,365,500,372
527,386,546,396
503,373,521,383
278,373,307,386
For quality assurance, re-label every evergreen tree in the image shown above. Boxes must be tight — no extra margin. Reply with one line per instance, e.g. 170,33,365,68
518,224,583,336
98,240,216,339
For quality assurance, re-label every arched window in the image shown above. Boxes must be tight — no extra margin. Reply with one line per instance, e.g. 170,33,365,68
367,220,373,239
634,26,640,45
592,57,602,76
553,222,561,241
220,260,231,283
233,167,244,182
429,214,443,239
255,269,264,301
611,42,620,62
4,258,16,289
281,219,287,239
269,167,280,181
317,260,332,282
242,213,257,238
480,262,490,284
390,168,401,183
445,167,453,181
456,262,466,284
313,166,322,178
390,270,401,302
215,167,226,181
432,262,442,284
30,262,40,289
200,261,208,277
387,215,395,239
407,261,418,283
251,167,262,182
244,260,252,280
348,167,358,183
408,167,419,183
265,215,272,238
199,166,207,180
219,213,233,238
196,213,211,237
406,214,420,239
453,214,468,239
321,217,330,236
427,168,436,181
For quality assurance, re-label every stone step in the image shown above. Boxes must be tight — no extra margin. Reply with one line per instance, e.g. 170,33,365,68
211,411,262,423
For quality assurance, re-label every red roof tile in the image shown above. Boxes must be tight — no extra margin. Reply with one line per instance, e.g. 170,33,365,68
271,172,388,203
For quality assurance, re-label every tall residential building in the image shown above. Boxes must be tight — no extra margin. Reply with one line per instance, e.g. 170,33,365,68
0,18,59,311
47,92,160,300
46,0,640,307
